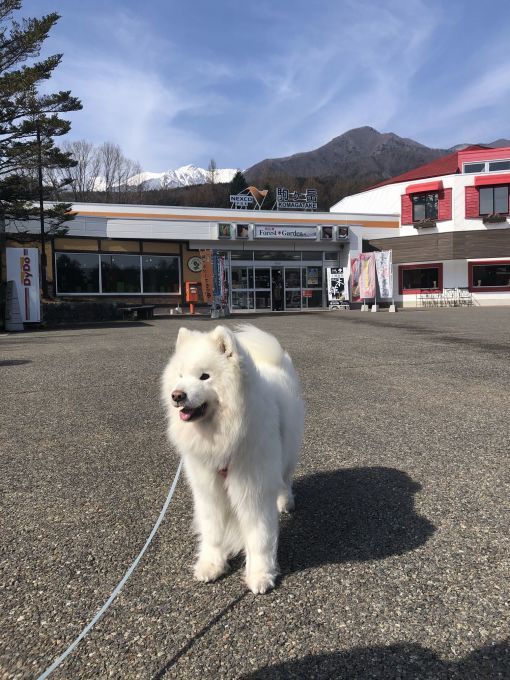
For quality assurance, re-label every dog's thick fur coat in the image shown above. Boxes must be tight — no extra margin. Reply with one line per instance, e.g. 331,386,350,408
162,324,304,594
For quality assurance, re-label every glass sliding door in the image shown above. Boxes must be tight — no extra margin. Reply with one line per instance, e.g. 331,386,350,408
302,266,323,308
254,268,271,310
284,268,302,310
231,266,254,310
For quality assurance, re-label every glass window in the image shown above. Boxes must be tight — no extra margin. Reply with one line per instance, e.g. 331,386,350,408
488,160,510,172
231,250,253,260
401,266,440,291
255,291,271,309
301,251,323,261
56,252,99,293
285,268,301,288
479,186,509,215
464,162,486,173
472,263,510,288
324,252,339,261
101,254,141,293
231,267,253,289
285,290,301,309
254,269,271,288
304,266,322,288
142,255,179,293
412,192,438,221
254,251,300,261
231,291,254,309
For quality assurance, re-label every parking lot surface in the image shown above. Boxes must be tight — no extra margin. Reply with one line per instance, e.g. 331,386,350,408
1,308,509,679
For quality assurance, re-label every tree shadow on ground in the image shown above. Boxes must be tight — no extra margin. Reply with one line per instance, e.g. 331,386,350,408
241,640,510,679
279,467,436,574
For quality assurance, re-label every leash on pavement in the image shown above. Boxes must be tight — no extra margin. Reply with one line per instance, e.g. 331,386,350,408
36,459,183,680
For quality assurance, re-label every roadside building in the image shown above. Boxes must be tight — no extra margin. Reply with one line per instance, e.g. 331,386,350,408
331,145,510,306
4,203,398,313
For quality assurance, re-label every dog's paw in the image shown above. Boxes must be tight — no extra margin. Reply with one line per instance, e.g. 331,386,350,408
277,494,295,514
194,559,228,583
246,570,276,595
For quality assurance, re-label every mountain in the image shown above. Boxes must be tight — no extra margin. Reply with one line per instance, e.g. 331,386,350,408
244,127,510,185
124,164,237,190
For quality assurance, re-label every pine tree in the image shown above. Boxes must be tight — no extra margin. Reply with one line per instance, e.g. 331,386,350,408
229,170,248,196
0,0,82,307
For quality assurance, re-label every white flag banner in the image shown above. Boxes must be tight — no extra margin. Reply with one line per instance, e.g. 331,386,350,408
374,250,393,299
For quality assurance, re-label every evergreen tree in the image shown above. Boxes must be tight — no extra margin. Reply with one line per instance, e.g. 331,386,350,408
229,169,248,196
0,0,82,307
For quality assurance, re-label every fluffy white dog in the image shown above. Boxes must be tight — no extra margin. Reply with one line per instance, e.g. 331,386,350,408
162,324,304,594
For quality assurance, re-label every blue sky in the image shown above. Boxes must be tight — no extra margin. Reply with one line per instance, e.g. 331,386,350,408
30,0,510,171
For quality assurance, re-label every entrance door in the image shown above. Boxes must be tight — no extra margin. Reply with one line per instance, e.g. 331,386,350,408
271,268,283,311
284,267,302,310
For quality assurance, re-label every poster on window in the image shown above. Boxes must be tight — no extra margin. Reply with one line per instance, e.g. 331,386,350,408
306,267,319,286
6,247,40,322
359,253,376,299
350,255,361,301
326,267,345,307
374,250,393,298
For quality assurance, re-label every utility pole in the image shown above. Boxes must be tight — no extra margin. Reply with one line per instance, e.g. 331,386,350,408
36,119,48,298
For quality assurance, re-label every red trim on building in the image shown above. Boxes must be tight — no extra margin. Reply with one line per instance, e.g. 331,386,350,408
401,194,413,225
438,188,452,221
398,263,443,294
459,147,510,165
405,180,443,194
468,260,510,292
474,173,510,186
465,186,479,218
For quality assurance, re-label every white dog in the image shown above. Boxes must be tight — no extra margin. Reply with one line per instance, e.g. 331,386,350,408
161,324,304,594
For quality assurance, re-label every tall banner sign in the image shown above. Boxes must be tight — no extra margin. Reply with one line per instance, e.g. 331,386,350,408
359,253,376,299
199,250,214,304
6,247,40,322
350,255,361,301
326,267,346,308
374,250,393,298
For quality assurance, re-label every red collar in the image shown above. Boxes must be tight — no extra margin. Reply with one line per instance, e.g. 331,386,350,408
218,467,228,479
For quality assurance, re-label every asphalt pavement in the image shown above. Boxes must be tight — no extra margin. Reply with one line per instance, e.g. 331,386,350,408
1,308,509,679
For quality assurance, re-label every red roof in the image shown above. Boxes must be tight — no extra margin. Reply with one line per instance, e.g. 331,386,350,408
370,145,490,189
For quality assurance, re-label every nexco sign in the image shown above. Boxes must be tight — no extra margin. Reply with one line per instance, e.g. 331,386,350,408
6,247,41,322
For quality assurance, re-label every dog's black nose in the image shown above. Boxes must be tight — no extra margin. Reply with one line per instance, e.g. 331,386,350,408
172,390,187,403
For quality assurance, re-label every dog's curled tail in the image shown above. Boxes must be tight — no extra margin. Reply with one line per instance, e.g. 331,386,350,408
235,324,286,367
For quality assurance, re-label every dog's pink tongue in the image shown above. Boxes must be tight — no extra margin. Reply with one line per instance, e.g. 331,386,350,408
180,409,193,421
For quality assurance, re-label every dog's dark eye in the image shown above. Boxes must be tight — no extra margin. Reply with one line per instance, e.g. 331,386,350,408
200,373,210,381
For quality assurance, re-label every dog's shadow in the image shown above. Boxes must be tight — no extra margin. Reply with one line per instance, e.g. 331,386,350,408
279,467,436,573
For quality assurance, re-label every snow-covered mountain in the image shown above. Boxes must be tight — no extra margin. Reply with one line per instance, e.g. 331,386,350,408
127,164,237,189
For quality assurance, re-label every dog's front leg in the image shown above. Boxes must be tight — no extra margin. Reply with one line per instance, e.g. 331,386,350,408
236,496,279,594
188,467,230,583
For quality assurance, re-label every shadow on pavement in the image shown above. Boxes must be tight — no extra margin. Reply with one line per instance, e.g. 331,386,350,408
241,640,510,679
0,359,32,366
279,467,436,572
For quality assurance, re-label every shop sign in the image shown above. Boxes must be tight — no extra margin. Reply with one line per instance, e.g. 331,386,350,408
254,224,317,240
6,247,40,322
276,187,317,210
326,267,346,307
230,194,254,208
303,290,313,298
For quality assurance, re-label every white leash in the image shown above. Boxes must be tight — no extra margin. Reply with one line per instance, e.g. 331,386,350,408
37,459,183,680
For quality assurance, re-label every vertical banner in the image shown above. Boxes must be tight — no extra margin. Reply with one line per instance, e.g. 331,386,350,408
359,253,376,299
374,250,393,298
199,250,214,304
350,255,361,301
326,267,345,307
6,247,41,322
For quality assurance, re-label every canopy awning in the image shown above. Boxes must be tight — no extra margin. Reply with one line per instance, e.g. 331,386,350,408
405,180,443,194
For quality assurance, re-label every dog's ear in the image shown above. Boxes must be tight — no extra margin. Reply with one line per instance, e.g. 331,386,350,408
211,325,237,358
175,327,191,350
